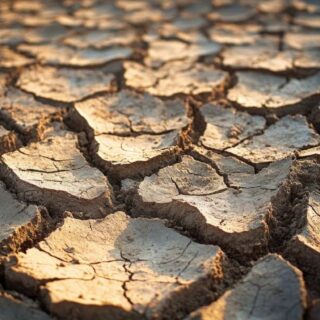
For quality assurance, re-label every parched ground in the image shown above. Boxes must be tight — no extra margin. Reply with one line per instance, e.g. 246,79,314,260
0,0,320,319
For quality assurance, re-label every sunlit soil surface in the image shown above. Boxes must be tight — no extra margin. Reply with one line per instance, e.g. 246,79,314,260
0,0,320,319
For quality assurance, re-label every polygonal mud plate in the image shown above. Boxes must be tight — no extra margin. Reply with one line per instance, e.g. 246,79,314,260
63,29,137,49
227,115,320,165
18,43,132,67
5,211,228,320
199,103,266,150
187,254,306,320
134,155,293,258
72,90,189,136
124,60,228,97
70,90,189,179
228,72,320,114
208,4,256,23
221,40,297,73
0,128,114,218
208,23,260,45
17,65,116,103
0,47,33,68
145,39,221,67
0,87,63,140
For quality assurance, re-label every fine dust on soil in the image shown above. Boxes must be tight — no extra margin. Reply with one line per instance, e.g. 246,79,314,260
0,1,320,319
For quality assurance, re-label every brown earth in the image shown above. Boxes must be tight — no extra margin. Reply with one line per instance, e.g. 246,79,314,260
0,0,320,319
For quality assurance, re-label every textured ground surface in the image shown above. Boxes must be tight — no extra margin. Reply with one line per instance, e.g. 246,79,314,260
0,0,320,319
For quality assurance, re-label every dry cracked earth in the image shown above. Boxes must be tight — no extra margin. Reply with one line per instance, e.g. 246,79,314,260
0,0,320,319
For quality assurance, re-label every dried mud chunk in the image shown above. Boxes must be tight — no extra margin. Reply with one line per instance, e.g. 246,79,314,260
0,130,113,218
258,0,290,13
286,190,320,282
23,23,67,44
228,72,320,114
71,90,188,178
199,104,266,150
145,39,221,67
0,47,33,68
191,146,254,175
188,254,306,320
93,131,180,179
0,290,52,320
17,65,116,103
258,14,291,33
294,49,320,69
16,15,57,29
0,125,21,155
134,156,292,258
228,115,320,165
0,88,62,140
284,31,320,50
143,15,207,43
148,29,208,46
124,61,228,97
294,12,320,29
0,27,25,45
63,29,137,49
61,14,127,30
0,23,67,46
293,0,320,12
12,0,47,13
190,146,255,185
124,61,159,89
0,181,51,254
221,42,295,73
116,0,152,11
150,64,228,96
159,16,207,35
74,2,121,20
5,211,227,320
208,23,260,45
208,4,256,22
123,5,175,24
72,90,188,135
182,1,213,15
18,43,132,67
135,155,227,200
298,146,320,158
